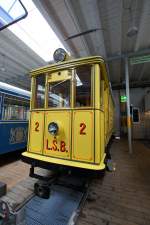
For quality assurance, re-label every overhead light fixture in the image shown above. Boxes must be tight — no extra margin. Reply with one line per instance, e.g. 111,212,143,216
1,67,6,72
126,0,138,37
127,26,138,37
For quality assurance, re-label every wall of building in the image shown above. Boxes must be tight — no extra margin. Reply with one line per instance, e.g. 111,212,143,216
113,87,150,140
113,90,121,137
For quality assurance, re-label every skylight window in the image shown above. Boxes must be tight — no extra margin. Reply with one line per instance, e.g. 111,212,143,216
0,0,27,30
8,0,65,62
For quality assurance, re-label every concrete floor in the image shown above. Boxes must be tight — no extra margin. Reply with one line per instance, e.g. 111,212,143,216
77,139,150,225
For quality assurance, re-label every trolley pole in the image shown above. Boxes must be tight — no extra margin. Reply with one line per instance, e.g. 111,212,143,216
125,57,132,154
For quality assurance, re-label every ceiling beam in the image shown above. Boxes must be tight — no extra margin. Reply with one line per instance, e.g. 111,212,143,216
134,1,148,52
97,0,122,58
33,0,79,57
0,60,29,76
130,1,144,81
0,69,29,80
137,64,145,81
0,31,47,71
112,80,150,90
93,0,107,57
107,48,150,62
0,43,34,71
4,78,30,90
2,29,46,66
63,0,91,56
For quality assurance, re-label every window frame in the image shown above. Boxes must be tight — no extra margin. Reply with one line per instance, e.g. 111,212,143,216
31,64,95,110
73,64,94,109
0,95,2,120
2,94,29,121
31,74,46,110
47,77,72,109
132,107,140,124
100,79,105,111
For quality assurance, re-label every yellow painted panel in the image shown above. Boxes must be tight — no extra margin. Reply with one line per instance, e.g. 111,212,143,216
29,111,44,153
104,88,109,144
107,94,115,138
72,110,94,162
94,64,100,109
100,112,105,158
95,110,100,163
44,111,71,159
23,151,106,170
48,70,71,82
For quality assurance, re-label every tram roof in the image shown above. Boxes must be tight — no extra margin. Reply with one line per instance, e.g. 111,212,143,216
30,56,103,72
30,56,109,86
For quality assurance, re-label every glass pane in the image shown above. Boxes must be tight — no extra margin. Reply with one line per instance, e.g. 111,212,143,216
2,95,29,120
48,80,70,108
75,65,92,107
100,80,104,110
34,74,45,108
133,108,140,123
0,0,27,30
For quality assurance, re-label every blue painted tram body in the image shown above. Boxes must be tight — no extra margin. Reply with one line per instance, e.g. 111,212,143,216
0,82,30,154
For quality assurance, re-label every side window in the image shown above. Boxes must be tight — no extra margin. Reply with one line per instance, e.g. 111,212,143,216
75,65,92,107
0,93,2,120
100,79,104,110
34,74,45,108
132,107,140,123
2,95,29,120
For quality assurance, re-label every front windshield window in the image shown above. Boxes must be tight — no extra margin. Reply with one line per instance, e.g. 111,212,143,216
75,65,92,107
34,74,45,108
48,79,71,108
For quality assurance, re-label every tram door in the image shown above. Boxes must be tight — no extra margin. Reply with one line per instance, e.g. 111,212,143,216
72,65,94,163
44,70,72,159
44,65,94,163
29,74,45,154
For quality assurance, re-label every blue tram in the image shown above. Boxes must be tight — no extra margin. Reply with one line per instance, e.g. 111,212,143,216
0,82,30,154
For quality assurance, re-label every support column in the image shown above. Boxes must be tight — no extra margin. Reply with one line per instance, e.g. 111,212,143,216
125,57,132,154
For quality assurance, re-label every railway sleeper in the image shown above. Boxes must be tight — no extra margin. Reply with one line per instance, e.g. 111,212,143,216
0,173,90,225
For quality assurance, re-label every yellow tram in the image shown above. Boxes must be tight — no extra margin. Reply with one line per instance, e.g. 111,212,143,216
22,49,114,171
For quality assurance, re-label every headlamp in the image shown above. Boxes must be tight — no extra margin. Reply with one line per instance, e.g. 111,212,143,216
53,48,67,62
48,122,59,136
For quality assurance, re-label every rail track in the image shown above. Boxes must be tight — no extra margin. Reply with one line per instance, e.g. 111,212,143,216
0,170,91,225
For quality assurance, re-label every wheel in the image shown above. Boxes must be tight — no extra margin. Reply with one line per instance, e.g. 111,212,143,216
99,169,106,177
34,181,50,199
94,169,106,179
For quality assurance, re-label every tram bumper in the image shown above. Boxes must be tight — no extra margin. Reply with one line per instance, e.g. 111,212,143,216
22,151,106,171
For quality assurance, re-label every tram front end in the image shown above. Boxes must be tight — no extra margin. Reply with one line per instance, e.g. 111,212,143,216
22,49,113,172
